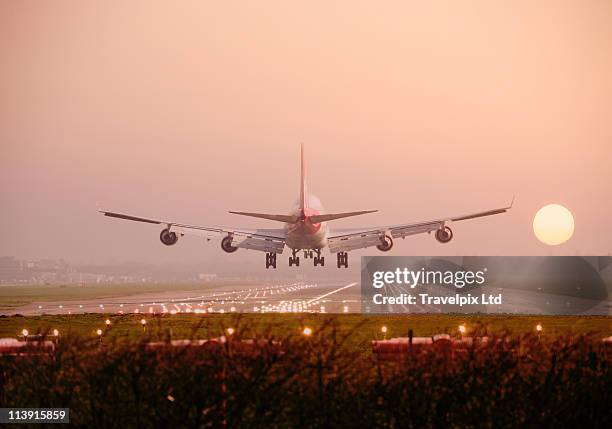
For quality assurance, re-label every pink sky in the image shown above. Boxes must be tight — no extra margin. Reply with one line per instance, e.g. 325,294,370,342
1,1,611,268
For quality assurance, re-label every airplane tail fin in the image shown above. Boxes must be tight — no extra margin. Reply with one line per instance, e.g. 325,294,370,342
309,210,378,223
300,143,307,210
229,211,298,223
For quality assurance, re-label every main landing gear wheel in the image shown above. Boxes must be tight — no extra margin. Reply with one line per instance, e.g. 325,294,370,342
289,249,300,267
313,249,325,267
337,252,349,268
266,252,277,269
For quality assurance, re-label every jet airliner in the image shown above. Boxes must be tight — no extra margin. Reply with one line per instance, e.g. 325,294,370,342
100,146,513,268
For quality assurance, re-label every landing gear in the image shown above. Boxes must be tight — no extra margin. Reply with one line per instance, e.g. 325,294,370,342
265,252,277,269
303,250,314,259
313,249,325,267
289,249,300,267
337,252,349,268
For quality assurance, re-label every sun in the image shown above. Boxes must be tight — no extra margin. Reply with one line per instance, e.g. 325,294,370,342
533,204,574,245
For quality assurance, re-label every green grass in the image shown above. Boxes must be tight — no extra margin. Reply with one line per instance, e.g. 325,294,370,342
1,314,609,354
0,282,248,310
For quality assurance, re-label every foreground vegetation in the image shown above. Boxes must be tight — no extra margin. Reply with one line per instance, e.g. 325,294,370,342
0,315,610,427
0,313,610,347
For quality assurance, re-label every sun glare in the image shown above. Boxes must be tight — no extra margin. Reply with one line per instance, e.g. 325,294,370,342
533,204,574,246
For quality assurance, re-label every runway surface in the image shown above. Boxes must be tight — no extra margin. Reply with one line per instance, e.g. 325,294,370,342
11,281,362,316
6,281,609,316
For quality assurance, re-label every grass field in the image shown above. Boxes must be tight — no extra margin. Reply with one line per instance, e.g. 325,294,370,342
1,313,610,351
0,282,249,311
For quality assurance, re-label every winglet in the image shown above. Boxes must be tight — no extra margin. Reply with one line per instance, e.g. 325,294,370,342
508,195,515,209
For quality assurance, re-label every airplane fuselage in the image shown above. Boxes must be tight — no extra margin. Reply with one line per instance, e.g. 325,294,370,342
284,198,329,250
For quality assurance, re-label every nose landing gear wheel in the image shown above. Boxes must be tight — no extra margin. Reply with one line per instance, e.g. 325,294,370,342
289,249,300,267
337,252,349,268
265,252,277,269
313,249,324,267
303,250,314,259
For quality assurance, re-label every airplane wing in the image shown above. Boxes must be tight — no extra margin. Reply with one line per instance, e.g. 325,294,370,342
326,199,514,253
99,210,287,254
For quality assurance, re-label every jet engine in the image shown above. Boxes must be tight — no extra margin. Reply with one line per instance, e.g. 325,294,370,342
221,235,238,253
435,226,453,243
376,234,393,252
160,228,178,246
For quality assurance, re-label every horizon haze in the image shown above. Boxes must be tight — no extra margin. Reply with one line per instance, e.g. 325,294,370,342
1,1,611,272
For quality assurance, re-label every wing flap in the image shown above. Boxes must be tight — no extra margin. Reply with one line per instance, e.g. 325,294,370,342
390,221,441,238
327,233,382,253
231,234,286,253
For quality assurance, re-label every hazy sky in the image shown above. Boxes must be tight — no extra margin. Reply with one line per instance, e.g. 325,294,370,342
1,1,611,270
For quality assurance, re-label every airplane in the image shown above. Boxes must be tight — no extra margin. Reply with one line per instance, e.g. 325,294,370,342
100,145,513,269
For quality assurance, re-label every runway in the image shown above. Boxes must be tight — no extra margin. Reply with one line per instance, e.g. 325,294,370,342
11,281,362,316
7,281,609,316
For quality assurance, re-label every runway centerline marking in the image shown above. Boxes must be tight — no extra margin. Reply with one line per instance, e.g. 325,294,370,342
306,282,357,305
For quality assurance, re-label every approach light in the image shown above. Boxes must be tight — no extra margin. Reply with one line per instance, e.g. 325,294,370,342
302,327,313,336
459,324,467,335
96,329,103,336
227,327,235,336
536,323,543,332
105,319,111,326
140,319,147,326
53,329,59,337
381,326,388,334
22,329,29,338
